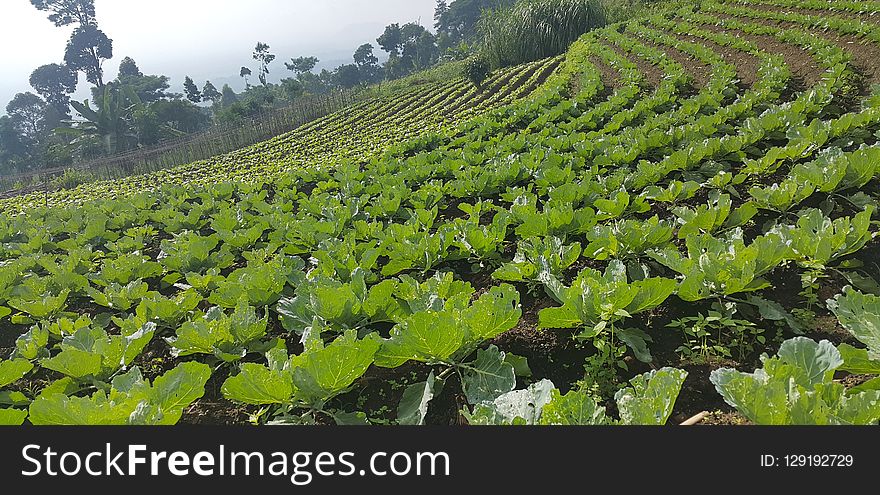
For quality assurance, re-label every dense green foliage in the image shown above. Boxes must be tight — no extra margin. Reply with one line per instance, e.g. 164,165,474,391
480,0,607,68
2,0,880,425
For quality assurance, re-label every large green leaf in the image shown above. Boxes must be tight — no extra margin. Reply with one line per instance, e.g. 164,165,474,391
837,344,880,375
776,337,842,389
40,349,102,379
0,359,33,388
397,371,439,426
148,362,212,424
710,367,791,425
460,345,516,405
615,367,687,425
0,408,28,425
221,363,295,405
616,327,653,363
540,389,608,425
828,286,880,358
291,331,380,402
461,285,521,343
464,379,555,425
375,311,464,368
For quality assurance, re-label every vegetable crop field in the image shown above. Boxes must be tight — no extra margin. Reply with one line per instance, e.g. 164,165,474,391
3,0,880,426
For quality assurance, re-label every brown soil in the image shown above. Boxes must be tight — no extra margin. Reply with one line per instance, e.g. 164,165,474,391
494,57,562,106
667,31,760,88
492,291,585,393
588,56,622,89
739,2,880,26
695,20,822,87
839,373,875,389
180,399,252,425
642,36,712,90
716,9,880,88
699,410,752,425
605,39,665,89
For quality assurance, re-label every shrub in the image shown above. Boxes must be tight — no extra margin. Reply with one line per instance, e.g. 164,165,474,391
463,57,492,89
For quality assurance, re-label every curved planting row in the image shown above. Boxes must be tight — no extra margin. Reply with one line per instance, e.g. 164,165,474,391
2,2,880,425
0,59,557,214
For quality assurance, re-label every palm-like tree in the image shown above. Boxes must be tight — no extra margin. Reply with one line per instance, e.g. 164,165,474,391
55,83,142,156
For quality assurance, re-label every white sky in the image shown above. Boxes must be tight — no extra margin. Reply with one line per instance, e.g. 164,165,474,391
0,0,436,111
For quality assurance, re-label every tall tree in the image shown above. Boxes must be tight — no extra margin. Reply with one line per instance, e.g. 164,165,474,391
280,78,304,101
112,57,173,103
6,93,49,144
29,63,78,117
434,0,515,46
379,23,439,79
30,0,95,27
434,0,450,28
0,115,31,173
377,23,404,56
335,64,361,89
64,24,113,88
406,31,440,70
115,73,172,104
240,67,252,88
252,42,275,86
202,81,221,104
117,56,142,78
220,84,238,108
32,0,113,88
353,44,381,85
183,76,201,103
285,56,319,75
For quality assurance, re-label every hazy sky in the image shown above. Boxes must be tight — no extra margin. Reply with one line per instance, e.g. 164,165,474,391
0,0,437,111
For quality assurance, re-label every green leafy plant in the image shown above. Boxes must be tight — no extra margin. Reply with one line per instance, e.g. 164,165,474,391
40,321,155,380
29,362,211,425
221,331,380,421
492,236,581,294
649,231,790,301
827,286,880,391
673,192,757,239
583,215,674,260
668,301,765,363
463,58,491,89
772,206,874,271
209,256,302,308
167,299,270,362
465,367,687,425
711,337,880,425
538,260,675,358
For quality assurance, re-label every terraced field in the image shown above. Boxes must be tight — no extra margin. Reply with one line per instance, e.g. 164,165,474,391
2,0,880,426
0,56,561,212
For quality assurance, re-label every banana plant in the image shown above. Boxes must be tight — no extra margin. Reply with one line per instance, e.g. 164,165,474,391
55,83,143,155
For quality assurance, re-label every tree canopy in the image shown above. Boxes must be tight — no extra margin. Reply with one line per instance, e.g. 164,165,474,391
64,24,113,87
253,43,276,86
30,0,95,27
285,56,319,75
29,63,78,117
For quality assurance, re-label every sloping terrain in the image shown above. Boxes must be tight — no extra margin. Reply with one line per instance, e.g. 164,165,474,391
2,0,880,426
0,57,561,213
